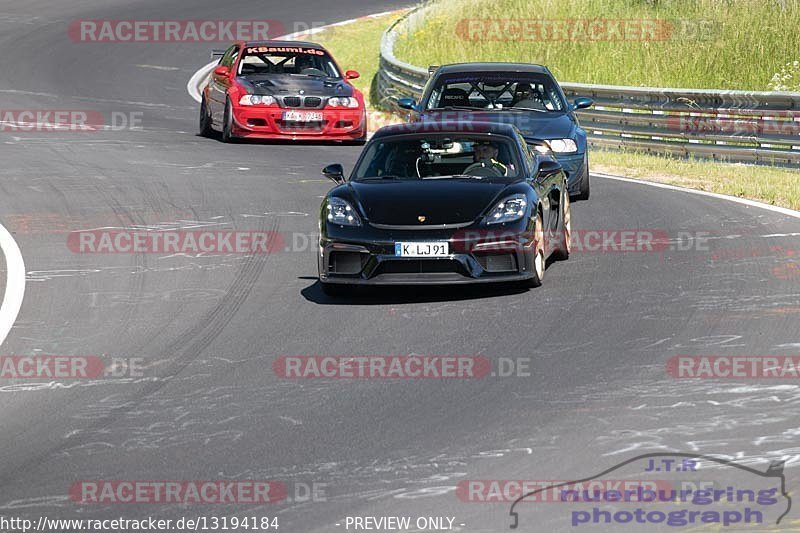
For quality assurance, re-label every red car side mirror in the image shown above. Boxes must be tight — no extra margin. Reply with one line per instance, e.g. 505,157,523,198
345,70,360,80
214,66,230,77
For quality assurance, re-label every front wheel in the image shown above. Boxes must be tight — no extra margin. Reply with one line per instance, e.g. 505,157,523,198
571,159,590,201
553,187,571,260
523,212,545,288
199,96,214,137
221,98,237,143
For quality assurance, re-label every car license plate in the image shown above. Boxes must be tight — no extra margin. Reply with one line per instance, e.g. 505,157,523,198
395,242,449,257
282,111,323,122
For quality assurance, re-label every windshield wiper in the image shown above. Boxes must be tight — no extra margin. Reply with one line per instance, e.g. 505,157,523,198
509,106,548,113
359,175,414,180
422,174,483,180
432,105,476,111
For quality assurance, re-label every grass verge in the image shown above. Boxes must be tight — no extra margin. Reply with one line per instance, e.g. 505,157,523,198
592,149,800,211
313,11,408,130
394,0,800,91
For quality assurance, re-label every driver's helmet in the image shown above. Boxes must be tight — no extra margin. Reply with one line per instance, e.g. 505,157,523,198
294,55,314,72
513,84,533,102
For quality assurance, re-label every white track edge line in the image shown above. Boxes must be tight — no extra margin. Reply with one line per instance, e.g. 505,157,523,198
592,172,800,220
0,221,25,346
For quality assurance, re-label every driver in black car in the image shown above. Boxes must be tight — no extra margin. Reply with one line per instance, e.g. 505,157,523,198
463,141,509,177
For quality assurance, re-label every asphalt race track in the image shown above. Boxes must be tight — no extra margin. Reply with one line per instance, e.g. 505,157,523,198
1,1,800,531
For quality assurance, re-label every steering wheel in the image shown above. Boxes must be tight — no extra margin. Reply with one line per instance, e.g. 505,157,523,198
463,161,506,177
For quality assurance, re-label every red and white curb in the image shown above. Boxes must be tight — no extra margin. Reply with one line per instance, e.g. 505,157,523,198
186,10,405,103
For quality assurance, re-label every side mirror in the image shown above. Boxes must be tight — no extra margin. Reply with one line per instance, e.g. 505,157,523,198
397,97,417,111
572,97,593,110
214,65,230,78
345,70,360,80
322,163,345,184
535,160,564,182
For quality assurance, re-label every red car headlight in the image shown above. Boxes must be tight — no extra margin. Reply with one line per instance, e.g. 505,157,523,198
327,97,360,109
238,95,277,106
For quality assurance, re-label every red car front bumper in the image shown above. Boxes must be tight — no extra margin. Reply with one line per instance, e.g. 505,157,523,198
230,105,366,140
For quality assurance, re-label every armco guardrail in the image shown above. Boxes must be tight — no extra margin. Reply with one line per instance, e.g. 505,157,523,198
378,7,800,165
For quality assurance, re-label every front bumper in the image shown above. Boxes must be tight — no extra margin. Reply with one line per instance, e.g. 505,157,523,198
231,106,366,140
556,152,588,193
319,225,538,286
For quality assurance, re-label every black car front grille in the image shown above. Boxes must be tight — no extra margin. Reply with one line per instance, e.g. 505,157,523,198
376,259,463,275
283,96,302,107
476,253,518,272
280,96,324,109
276,120,326,131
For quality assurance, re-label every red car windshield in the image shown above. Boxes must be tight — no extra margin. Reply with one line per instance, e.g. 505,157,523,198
237,47,340,78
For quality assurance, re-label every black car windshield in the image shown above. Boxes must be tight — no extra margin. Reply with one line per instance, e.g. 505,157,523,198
427,73,565,112
237,46,340,78
352,135,523,181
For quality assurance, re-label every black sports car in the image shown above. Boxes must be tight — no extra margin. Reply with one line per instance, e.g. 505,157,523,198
317,121,572,295
398,63,592,200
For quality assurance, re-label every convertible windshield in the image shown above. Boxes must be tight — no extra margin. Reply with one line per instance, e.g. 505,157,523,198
427,73,565,112
237,46,340,78
352,136,523,181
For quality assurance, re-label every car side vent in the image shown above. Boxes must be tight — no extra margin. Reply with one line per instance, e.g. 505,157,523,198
477,253,517,272
329,252,365,274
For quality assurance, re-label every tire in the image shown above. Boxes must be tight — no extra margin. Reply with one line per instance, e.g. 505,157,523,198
199,95,214,137
221,98,237,143
571,158,590,201
553,187,572,261
523,212,545,288
320,282,349,297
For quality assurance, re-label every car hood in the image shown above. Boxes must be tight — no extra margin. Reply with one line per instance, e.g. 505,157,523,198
237,75,354,97
422,110,575,140
347,179,511,226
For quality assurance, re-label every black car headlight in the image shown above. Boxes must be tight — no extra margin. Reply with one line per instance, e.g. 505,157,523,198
326,197,361,226
486,194,527,225
546,139,578,153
